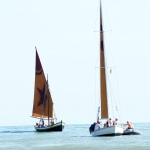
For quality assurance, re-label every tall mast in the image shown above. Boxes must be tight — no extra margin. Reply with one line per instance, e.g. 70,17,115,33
100,0,108,119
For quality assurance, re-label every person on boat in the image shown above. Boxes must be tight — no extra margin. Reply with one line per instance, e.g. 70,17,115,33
103,122,108,128
36,122,40,127
89,122,96,133
113,118,118,125
49,119,54,126
41,120,45,128
126,121,134,130
104,119,109,128
94,120,100,131
51,119,54,125
108,118,113,126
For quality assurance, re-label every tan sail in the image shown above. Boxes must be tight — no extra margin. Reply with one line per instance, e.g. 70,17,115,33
100,0,108,119
32,49,53,118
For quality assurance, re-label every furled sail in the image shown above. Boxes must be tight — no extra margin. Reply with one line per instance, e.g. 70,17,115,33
100,0,108,119
32,49,53,118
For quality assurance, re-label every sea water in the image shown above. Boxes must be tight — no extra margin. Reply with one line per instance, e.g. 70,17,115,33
0,123,149,150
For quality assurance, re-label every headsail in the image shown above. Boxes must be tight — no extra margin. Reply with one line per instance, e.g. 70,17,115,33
32,48,53,118
100,0,108,119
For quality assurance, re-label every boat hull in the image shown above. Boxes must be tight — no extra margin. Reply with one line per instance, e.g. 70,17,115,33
91,125,123,136
123,129,142,135
34,122,65,132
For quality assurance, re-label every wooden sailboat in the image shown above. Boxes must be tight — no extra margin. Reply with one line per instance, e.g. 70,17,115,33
89,0,123,136
32,47,65,132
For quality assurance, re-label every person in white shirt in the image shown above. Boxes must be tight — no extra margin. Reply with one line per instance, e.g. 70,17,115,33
94,120,100,131
108,118,113,126
113,118,118,125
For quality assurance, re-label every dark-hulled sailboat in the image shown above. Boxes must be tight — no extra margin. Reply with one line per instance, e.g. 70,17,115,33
32,47,65,132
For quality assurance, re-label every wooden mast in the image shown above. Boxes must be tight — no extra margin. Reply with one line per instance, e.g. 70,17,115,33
100,0,108,119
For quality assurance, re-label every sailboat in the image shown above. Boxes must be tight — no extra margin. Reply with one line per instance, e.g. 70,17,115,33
32,47,65,132
89,0,123,136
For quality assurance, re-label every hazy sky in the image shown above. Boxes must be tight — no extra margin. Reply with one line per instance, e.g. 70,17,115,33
0,0,150,126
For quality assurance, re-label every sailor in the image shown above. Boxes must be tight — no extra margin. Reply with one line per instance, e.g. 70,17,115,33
41,120,45,128
94,120,100,131
103,122,108,128
51,119,54,125
89,122,96,133
108,118,113,126
113,118,118,125
126,121,134,130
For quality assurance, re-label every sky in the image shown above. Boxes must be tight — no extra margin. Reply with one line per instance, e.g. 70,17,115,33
0,0,150,126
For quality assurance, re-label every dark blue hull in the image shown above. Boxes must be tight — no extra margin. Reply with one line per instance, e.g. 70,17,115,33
35,122,65,132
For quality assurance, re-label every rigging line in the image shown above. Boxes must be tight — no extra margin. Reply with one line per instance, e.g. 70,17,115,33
93,22,100,68
93,17,102,67
95,67,97,115
108,33,116,71
95,67,100,119
104,29,112,66
94,32,100,115
108,49,123,122
108,74,118,112
114,68,123,122
53,106,57,122
94,0,99,31
106,69,122,123
105,47,123,122
103,0,112,31
106,67,121,116
103,25,123,122
106,71,114,118
94,37,100,68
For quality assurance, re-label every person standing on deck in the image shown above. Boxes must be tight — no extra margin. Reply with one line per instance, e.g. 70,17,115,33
94,120,100,131
113,118,118,125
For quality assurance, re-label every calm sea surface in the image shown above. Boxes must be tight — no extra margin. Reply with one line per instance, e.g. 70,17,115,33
0,123,149,150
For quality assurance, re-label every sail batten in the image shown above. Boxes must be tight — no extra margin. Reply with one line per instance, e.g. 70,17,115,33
100,0,108,119
32,49,54,119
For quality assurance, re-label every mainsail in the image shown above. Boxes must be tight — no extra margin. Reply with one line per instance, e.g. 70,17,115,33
100,0,108,119
32,49,53,118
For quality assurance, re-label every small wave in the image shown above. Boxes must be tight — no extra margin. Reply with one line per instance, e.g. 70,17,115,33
0,130,35,134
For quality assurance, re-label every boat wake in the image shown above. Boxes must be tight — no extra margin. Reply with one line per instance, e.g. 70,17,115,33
0,130,35,134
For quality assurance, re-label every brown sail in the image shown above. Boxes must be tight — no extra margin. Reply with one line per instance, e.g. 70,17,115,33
32,49,53,118
100,0,108,119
